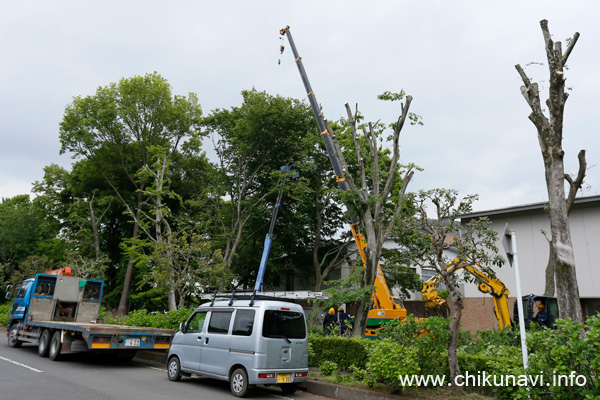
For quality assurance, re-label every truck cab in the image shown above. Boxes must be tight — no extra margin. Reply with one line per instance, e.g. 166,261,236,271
6,279,34,331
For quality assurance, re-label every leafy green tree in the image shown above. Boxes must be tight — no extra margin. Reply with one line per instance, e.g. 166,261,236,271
203,89,315,287
150,231,233,308
59,72,202,315
291,131,350,292
33,160,129,308
400,188,504,395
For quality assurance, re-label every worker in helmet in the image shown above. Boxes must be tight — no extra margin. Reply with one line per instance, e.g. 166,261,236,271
338,306,351,335
533,303,548,327
323,308,337,336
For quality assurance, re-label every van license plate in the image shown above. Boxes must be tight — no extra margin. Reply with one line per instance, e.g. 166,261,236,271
125,338,141,347
277,374,290,383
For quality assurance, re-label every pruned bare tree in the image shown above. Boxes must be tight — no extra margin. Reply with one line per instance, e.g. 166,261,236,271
327,93,416,337
515,19,585,322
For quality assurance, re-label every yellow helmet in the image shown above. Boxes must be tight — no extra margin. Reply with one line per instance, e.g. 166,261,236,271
338,307,344,312
538,303,545,310
328,308,335,314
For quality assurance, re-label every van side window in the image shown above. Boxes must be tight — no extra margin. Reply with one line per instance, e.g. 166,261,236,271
232,309,255,336
207,311,232,334
187,311,207,333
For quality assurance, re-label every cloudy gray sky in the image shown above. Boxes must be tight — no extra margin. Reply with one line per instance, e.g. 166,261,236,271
1,1,599,212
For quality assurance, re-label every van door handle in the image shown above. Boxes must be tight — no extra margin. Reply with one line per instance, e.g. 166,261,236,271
197,336,202,341
205,337,209,344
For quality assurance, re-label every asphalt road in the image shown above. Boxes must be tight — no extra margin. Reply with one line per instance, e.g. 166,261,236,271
0,341,326,400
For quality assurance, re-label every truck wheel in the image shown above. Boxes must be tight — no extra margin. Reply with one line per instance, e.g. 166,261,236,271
280,383,298,394
49,331,62,361
230,368,249,397
38,329,51,357
167,356,182,381
7,325,22,348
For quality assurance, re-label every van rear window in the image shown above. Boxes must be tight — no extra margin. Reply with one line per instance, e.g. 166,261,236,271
262,310,306,339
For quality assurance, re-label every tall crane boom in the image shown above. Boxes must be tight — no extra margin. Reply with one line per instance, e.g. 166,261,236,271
279,26,406,333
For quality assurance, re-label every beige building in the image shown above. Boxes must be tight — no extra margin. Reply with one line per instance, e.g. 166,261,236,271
458,194,600,332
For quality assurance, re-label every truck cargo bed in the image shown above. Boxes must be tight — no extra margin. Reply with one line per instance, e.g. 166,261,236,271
31,320,174,335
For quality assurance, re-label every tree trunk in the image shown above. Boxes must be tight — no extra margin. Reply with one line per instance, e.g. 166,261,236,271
117,204,142,316
546,160,583,321
446,279,464,396
544,240,556,297
168,290,177,311
352,297,370,338
352,245,378,338
118,253,136,316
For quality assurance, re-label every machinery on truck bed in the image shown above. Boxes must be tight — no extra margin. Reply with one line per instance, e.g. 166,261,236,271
422,259,558,330
279,26,406,337
5,268,173,361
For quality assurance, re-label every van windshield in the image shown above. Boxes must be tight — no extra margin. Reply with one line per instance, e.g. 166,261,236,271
262,310,306,339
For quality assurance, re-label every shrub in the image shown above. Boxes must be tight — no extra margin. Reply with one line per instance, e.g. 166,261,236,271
349,364,367,381
378,315,450,376
320,360,338,376
522,316,600,400
457,316,600,400
0,302,10,326
365,338,419,393
101,307,194,330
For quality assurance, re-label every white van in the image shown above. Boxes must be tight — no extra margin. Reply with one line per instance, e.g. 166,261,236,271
166,294,309,397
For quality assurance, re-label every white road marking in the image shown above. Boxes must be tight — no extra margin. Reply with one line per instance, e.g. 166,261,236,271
0,356,44,373
146,366,164,372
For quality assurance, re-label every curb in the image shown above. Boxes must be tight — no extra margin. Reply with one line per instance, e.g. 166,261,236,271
303,381,406,400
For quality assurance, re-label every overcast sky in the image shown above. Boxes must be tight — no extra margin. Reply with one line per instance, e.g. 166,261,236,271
1,1,599,213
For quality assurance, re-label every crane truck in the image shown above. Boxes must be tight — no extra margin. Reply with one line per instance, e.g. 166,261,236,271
5,268,174,361
279,26,406,337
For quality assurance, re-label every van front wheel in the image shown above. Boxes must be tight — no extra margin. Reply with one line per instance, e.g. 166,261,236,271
167,357,182,381
280,383,298,394
230,368,249,397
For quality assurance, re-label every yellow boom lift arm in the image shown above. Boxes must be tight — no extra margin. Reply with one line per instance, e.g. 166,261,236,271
422,258,512,330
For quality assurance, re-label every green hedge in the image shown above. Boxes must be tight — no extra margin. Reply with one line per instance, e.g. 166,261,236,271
101,307,194,330
309,335,370,369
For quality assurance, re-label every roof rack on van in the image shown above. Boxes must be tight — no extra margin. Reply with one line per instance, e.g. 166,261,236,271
200,290,328,303
204,290,325,307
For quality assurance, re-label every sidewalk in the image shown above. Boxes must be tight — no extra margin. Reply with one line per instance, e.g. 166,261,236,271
135,350,406,400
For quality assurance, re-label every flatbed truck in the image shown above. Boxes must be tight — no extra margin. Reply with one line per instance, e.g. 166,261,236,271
5,269,173,361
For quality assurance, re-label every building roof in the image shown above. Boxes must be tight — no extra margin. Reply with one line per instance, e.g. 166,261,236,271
460,194,600,222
